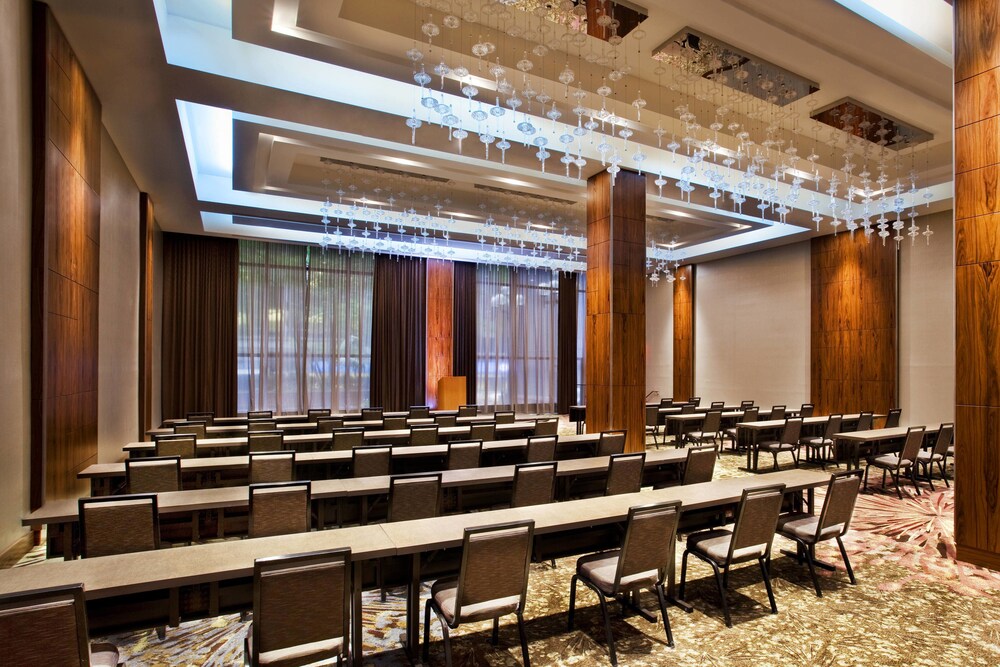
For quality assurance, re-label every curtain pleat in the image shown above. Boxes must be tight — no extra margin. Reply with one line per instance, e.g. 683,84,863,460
370,255,427,410
162,233,238,419
452,261,477,402
557,272,579,413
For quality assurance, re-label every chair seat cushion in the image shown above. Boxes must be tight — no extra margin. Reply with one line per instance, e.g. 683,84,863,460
799,437,832,446
431,578,520,625
872,454,910,468
760,441,796,452
90,644,120,667
917,451,943,463
687,431,714,440
686,528,765,565
776,512,844,543
576,550,658,595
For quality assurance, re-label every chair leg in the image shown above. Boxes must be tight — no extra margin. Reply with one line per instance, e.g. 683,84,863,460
836,536,857,585
441,622,453,667
771,452,779,471
422,600,433,662
678,551,690,601
654,584,674,648
863,464,870,492
803,544,823,597
910,466,922,496
759,558,778,614
940,460,951,488
516,611,531,667
925,462,935,492
491,617,499,646
710,562,732,628
567,574,578,630
596,594,618,667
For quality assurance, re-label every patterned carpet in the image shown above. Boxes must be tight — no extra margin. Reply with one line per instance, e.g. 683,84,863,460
14,437,1000,666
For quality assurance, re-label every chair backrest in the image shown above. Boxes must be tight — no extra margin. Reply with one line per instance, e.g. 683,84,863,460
453,520,534,623
740,400,754,409
614,500,682,593
248,419,277,432
899,426,927,464
174,421,206,439
187,411,215,426
79,495,159,558
250,450,295,484
710,401,725,409
682,445,716,485
316,416,345,433
361,407,383,421
596,430,627,457
435,414,457,428
248,430,284,453
702,410,722,434
126,456,180,494
781,418,803,444
408,405,431,419
769,405,786,421
247,410,273,420
884,408,902,428
645,405,660,427
688,396,701,407
799,403,815,418
605,452,645,496
332,427,365,451
740,407,759,423
728,483,786,563
814,471,862,540
494,410,516,424
388,473,442,522
855,412,874,431
931,423,955,456
680,403,696,414
458,404,478,417
823,414,844,440
525,435,557,462
0,584,93,665
510,462,557,508
352,445,392,477
382,416,407,431
306,408,331,423
447,440,482,470
658,398,673,408
469,421,496,441
155,434,196,459
534,418,559,436
251,548,350,667
409,425,439,446
248,481,311,538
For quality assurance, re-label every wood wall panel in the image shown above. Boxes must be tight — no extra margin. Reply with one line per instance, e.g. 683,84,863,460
586,169,646,452
31,3,101,505
955,0,1000,568
138,193,154,438
672,265,694,401
809,233,896,417
425,259,453,408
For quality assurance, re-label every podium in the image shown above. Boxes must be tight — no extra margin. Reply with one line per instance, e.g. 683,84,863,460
436,376,467,411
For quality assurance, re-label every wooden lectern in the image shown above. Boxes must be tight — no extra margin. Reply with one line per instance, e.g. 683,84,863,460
437,376,467,411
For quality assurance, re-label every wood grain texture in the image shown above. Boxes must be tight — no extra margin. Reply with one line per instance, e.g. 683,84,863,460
138,194,154,440
809,233,896,417
586,169,646,452
425,259,453,408
31,4,101,505
672,265,694,401
954,0,1000,569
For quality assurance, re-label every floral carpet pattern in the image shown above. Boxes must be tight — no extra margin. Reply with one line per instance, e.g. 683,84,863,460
13,434,1000,666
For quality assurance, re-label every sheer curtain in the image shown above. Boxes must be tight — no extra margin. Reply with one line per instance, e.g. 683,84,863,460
237,240,373,413
476,265,558,413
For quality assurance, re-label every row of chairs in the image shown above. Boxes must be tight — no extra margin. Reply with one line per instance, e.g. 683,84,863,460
180,404,484,427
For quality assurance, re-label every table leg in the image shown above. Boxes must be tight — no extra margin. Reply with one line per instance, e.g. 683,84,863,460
665,529,693,612
751,431,760,472
402,554,421,660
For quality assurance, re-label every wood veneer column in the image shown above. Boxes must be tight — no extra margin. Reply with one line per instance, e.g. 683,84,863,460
672,265,694,401
586,169,646,452
138,193,154,439
954,0,1000,570
426,259,454,408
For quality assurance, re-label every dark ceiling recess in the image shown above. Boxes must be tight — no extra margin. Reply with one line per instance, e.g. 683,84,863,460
810,98,933,150
577,0,647,41
318,156,451,184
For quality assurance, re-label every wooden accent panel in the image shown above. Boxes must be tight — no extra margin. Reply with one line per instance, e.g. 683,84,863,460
138,194,154,439
586,169,646,452
955,0,1000,568
425,259,453,408
809,233,896,417
31,4,101,505
672,266,694,401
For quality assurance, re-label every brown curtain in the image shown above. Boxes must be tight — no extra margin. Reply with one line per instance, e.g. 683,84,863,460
162,233,238,419
370,255,426,410
557,271,579,414
452,261,477,404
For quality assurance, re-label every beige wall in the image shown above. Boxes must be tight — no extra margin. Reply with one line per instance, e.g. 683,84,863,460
0,0,32,553
899,211,955,426
694,242,812,408
645,280,673,399
98,128,140,459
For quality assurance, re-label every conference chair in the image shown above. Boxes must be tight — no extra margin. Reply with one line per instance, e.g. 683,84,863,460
388,473,442,522
710,401,725,409
247,410,272,420
186,411,215,426
658,398,674,408
174,421,206,439
79,494,159,558
306,408,331,422
383,416,407,431
864,426,926,498
605,452,645,496
534,417,559,436
435,414,457,428
688,396,701,407
799,414,842,469
525,435,557,463
568,500,682,665
0,583,121,666
679,483,786,627
739,400,755,409
352,445,392,478
458,404,479,417
447,440,482,470
409,405,431,419
332,427,365,451
155,434,196,459
596,430,626,457
470,421,496,441
683,409,722,451
423,520,535,667
249,450,295,484
362,407,384,421
768,405,787,421
494,410,516,424
777,471,861,597
247,430,284,453
884,408,902,428
722,407,758,450
510,462,557,508
316,416,346,434
245,549,351,667
854,411,874,432
796,403,814,418
645,404,662,446
916,423,954,490
410,425,440,446
248,481,311,538
682,445,717,485
679,403,696,415
248,419,277,433
125,456,180,494
759,418,804,470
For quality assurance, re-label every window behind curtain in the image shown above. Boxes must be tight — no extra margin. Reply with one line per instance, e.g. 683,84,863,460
476,264,559,412
237,240,374,413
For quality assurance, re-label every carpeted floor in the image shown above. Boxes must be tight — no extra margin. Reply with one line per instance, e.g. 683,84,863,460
14,434,1000,666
